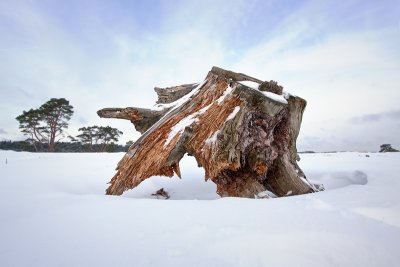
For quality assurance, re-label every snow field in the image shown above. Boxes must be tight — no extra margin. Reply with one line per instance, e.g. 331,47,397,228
0,151,399,267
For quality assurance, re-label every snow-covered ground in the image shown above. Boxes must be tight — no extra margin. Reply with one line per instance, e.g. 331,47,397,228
0,150,399,267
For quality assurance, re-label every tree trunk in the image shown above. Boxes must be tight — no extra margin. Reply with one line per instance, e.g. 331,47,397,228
98,66,323,198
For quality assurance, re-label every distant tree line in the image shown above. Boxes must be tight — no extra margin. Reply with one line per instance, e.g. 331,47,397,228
72,125,123,152
0,140,130,153
10,97,132,153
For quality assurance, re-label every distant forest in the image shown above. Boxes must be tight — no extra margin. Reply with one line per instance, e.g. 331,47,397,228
9,97,132,153
0,140,129,153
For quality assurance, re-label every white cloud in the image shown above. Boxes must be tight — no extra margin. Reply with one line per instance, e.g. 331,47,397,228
230,24,400,151
1,0,399,151
351,110,400,123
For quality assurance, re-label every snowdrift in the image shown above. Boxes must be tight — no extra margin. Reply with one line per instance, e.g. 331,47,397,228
0,150,399,267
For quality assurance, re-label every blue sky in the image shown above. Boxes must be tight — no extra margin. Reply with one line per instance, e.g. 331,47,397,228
0,0,399,151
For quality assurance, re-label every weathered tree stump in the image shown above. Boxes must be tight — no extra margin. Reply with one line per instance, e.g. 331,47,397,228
379,144,399,153
98,66,323,198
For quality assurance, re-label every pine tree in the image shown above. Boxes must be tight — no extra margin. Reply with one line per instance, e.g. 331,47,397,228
76,126,123,152
16,98,74,152
15,109,42,151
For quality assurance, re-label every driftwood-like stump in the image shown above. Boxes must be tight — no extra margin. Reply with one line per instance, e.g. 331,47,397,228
98,66,323,198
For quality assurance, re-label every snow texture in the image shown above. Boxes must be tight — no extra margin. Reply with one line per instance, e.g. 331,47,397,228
262,91,288,104
164,104,212,146
152,81,204,113
225,106,241,121
1,150,400,267
238,81,288,104
216,85,234,104
238,80,260,90
204,105,240,145
205,130,220,145
153,83,200,111
165,115,198,146
135,81,206,148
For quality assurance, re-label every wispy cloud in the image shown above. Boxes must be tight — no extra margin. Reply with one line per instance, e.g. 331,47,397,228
0,128,7,134
351,110,400,124
0,0,399,151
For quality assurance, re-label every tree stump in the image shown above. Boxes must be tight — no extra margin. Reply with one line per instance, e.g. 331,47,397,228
379,144,399,153
98,66,323,198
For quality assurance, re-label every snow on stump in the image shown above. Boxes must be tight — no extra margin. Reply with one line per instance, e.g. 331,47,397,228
98,66,323,198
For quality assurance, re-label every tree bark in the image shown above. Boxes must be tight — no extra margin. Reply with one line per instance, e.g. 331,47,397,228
97,108,167,134
98,66,323,198
154,83,198,104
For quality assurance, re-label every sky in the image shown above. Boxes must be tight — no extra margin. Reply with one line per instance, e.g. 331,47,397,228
0,0,399,152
